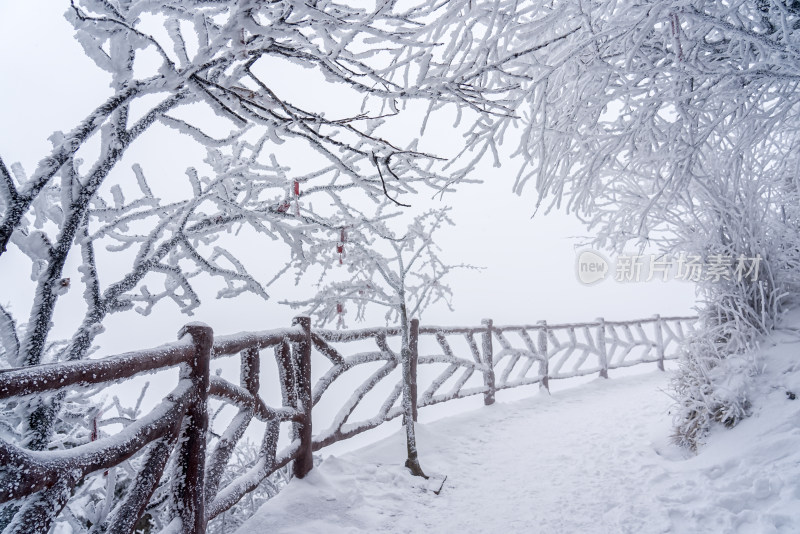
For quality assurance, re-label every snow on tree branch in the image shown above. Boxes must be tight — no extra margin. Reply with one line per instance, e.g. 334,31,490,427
283,207,478,329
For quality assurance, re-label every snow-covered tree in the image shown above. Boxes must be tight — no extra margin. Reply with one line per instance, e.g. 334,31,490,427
284,207,474,477
0,1,520,442
0,0,580,529
469,0,800,447
1,0,520,369
285,208,468,328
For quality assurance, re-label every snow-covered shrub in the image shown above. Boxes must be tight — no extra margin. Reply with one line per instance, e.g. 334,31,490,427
666,146,800,447
671,317,757,450
670,264,799,448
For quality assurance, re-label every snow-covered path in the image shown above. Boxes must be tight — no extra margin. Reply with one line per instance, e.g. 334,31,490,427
237,364,800,534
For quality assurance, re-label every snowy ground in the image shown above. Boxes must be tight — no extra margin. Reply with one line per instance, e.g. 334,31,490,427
237,328,800,534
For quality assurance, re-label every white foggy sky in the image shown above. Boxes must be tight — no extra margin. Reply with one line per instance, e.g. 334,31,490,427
0,2,697,358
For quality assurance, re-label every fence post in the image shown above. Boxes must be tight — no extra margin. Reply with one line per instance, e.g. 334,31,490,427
242,347,260,396
654,314,665,371
596,317,609,379
292,316,314,479
409,318,419,423
481,319,496,405
537,320,549,393
275,340,296,426
175,323,213,534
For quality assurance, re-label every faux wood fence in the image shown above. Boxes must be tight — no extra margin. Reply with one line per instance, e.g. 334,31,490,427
0,314,695,533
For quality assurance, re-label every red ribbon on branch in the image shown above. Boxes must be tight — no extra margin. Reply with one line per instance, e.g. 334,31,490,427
293,180,300,215
337,228,346,264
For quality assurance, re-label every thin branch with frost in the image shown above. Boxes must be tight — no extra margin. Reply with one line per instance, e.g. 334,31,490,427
283,207,476,329
0,304,19,368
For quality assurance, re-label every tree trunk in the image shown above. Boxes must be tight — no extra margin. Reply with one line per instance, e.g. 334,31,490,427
399,300,426,478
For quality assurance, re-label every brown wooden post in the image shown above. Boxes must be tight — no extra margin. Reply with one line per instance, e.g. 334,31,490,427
275,340,297,425
596,318,609,379
242,346,260,396
654,314,665,371
175,323,213,534
481,319,496,405
537,320,549,393
292,316,314,479
409,318,420,423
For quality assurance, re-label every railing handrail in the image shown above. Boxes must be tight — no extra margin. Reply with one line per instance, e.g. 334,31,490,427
0,314,698,533
492,314,699,330
0,326,304,400
0,315,699,400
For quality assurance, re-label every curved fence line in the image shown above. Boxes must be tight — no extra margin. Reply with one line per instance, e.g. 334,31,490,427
0,314,696,533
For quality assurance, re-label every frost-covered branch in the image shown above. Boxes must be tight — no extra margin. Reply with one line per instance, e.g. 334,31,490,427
0,304,19,368
283,207,474,330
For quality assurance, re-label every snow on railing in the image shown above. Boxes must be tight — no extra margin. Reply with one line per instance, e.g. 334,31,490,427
0,314,695,533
